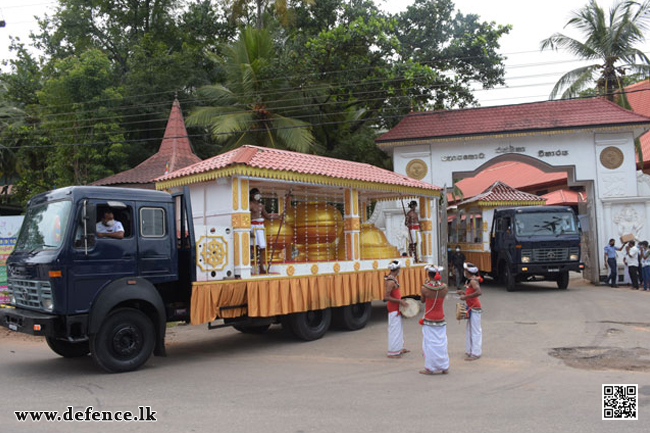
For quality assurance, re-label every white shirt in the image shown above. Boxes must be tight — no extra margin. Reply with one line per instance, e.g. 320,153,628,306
626,246,639,265
96,220,125,235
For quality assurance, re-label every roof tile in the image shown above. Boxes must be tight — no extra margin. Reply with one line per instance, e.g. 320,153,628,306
376,98,650,144
156,145,441,190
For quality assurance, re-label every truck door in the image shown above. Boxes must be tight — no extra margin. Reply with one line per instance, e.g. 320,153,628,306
136,203,176,283
70,201,137,313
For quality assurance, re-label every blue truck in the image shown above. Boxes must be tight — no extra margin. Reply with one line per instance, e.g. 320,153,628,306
489,206,584,291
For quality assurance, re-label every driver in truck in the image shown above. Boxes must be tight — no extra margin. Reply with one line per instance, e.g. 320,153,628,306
96,210,124,239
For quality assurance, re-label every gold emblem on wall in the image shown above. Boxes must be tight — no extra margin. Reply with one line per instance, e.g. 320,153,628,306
311,264,319,275
353,262,361,271
405,258,411,267
333,263,341,273
372,260,378,270
286,265,295,276
406,159,428,180
600,146,624,170
197,236,228,271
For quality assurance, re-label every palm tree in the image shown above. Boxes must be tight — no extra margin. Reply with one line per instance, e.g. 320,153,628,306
541,0,650,102
187,26,318,153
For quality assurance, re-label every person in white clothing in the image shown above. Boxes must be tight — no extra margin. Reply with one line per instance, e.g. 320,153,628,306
96,210,124,239
624,241,640,290
384,260,409,358
249,188,279,274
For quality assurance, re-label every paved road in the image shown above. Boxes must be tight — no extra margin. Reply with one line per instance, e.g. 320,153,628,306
1,276,649,433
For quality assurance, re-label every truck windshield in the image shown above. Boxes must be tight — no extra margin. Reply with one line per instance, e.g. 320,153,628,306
14,200,72,252
514,212,578,236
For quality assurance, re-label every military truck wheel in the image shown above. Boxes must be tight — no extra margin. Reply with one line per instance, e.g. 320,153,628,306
556,271,570,290
504,263,516,292
333,302,372,331
90,308,155,373
233,324,271,334
45,337,90,358
289,308,332,341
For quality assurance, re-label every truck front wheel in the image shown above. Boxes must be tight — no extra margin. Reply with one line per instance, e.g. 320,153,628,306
289,308,332,341
504,264,516,292
90,308,155,373
556,271,570,290
45,337,89,358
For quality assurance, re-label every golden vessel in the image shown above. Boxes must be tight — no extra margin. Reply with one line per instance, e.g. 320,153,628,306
293,202,343,244
264,219,295,249
359,223,400,259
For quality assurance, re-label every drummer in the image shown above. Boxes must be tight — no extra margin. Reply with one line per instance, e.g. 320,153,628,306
420,265,449,375
384,260,410,358
457,262,482,361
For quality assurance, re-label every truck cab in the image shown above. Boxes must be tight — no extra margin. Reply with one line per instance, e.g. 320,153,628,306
490,206,583,291
1,186,194,372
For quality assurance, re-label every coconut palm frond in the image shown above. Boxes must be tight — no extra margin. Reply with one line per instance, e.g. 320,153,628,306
549,65,597,99
271,114,320,154
186,106,244,128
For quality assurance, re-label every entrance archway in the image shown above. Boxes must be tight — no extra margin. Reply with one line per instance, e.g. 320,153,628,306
376,98,650,284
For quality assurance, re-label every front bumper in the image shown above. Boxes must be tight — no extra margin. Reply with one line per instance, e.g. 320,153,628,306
0,306,60,337
518,262,584,275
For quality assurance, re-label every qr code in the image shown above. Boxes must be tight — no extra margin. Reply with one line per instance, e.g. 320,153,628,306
602,384,638,420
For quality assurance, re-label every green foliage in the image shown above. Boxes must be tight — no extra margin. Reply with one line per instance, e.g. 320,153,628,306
36,50,127,187
187,26,318,153
541,0,650,100
0,0,511,208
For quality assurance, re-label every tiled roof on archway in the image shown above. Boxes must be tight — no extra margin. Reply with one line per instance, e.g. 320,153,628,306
376,98,650,146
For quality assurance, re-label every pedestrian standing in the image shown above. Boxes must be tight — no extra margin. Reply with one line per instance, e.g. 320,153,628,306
420,265,449,375
449,245,466,289
603,238,625,288
384,260,409,358
457,262,482,361
640,241,650,291
625,241,640,290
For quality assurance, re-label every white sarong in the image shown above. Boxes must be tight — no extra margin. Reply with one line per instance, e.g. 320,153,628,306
251,219,267,249
387,311,404,356
422,323,449,372
466,309,482,357
409,229,421,246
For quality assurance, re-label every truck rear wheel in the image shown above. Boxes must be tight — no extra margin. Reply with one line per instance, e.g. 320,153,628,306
289,308,331,341
333,302,372,330
45,337,89,358
90,308,155,373
556,271,570,290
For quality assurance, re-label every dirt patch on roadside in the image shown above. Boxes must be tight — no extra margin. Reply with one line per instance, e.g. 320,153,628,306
549,346,650,371
0,329,44,345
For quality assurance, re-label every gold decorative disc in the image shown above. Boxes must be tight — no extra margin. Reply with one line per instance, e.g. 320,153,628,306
405,159,428,180
600,146,624,170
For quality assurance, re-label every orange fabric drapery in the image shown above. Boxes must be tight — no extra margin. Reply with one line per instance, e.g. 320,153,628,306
190,266,426,325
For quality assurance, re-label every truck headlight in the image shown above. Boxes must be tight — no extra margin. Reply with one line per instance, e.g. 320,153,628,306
521,256,530,263
570,254,579,261
41,298,54,311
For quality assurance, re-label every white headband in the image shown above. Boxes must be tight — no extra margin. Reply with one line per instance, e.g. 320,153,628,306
425,264,444,273
463,262,479,274
388,260,401,271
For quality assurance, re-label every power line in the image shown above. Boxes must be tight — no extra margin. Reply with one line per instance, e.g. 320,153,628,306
6,90,649,151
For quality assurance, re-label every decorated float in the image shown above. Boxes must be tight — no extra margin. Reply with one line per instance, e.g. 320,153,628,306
156,146,441,332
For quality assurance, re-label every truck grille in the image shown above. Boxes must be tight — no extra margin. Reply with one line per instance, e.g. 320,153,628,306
523,247,579,263
7,279,52,309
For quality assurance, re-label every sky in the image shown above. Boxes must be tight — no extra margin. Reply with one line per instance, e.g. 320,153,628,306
1,0,649,107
